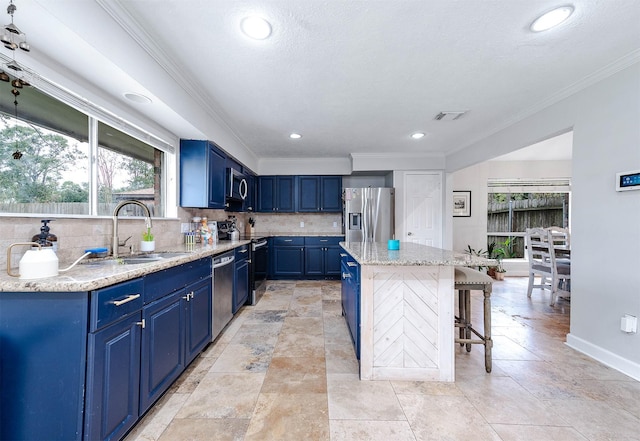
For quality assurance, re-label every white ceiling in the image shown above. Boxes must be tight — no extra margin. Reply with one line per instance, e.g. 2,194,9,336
9,1,640,164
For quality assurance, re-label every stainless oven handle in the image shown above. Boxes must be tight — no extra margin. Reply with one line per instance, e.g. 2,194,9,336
253,240,268,249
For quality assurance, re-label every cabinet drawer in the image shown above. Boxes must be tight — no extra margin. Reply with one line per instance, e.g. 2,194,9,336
145,258,211,304
273,236,304,246
91,278,144,331
304,236,343,246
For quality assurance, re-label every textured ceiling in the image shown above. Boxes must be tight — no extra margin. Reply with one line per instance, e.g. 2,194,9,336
11,1,640,163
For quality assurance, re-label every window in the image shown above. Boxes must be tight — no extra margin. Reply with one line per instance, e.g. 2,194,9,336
487,178,570,258
0,70,169,217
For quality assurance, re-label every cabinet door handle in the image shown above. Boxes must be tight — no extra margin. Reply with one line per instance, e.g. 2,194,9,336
347,262,357,267
320,239,328,242
182,291,194,301
340,253,347,257
342,272,351,279
111,294,141,306
136,319,146,329
239,249,248,253
284,239,293,242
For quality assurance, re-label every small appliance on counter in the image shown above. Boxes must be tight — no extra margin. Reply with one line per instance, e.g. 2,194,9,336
216,220,234,240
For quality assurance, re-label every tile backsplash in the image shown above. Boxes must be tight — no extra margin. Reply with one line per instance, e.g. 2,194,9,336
0,209,343,268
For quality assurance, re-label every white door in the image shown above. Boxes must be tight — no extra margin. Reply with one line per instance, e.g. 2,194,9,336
403,172,442,247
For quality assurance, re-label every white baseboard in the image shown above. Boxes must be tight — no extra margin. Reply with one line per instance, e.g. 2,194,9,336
566,333,640,381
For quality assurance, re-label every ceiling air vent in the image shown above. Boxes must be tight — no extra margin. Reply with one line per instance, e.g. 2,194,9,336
434,111,467,121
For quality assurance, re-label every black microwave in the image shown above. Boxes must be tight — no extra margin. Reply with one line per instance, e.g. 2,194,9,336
227,168,248,201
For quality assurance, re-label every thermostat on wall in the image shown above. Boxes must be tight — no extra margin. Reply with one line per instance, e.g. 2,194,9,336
616,170,640,192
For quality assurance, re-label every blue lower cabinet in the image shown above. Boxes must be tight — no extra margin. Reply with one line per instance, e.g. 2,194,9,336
303,237,343,279
140,290,186,414
234,245,250,313
186,278,213,364
341,256,361,359
325,245,342,277
85,313,142,441
0,292,88,441
304,245,324,276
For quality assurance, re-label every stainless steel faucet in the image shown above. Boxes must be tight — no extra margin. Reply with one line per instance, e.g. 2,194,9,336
112,200,152,258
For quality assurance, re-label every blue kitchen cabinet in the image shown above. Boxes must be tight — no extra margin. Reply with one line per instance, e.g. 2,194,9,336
304,244,324,276
85,312,142,441
258,175,296,212
298,176,342,212
341,253,361,359
0,292,88,441
180,139,227,209
320,176,343,212
185,277,213,364
304,236,343,278
233,244,250,313
272,236,305,278
243,172,256,212
140,290,186,413
141,258,212,413
0,257,213,441
325,241,343,277
85,278,144,441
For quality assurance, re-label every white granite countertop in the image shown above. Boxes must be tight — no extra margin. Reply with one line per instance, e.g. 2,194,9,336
340,241,490,267
0,240,249,293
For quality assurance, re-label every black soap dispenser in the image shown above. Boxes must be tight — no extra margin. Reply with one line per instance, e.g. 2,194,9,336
31,219,58,252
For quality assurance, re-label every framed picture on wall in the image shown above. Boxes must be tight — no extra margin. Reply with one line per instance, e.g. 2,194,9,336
453,191,471,217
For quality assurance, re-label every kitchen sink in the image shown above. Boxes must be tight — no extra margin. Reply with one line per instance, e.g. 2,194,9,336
82,251,192,266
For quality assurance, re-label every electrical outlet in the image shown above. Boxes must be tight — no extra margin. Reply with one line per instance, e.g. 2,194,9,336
300,221,305,228
621,314,638,333
333,221,338,228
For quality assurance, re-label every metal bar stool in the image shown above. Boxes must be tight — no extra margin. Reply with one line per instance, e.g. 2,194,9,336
454,267,493,373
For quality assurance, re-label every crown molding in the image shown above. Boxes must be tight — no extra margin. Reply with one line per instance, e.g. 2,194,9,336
452,50,640,156
95,0,249,150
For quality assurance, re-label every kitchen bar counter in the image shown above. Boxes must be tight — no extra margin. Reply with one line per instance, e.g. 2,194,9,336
0,240,249,292
340,241,489,382
341,241,487,266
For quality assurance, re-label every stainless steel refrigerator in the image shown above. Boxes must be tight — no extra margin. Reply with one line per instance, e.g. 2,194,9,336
344,187,395,242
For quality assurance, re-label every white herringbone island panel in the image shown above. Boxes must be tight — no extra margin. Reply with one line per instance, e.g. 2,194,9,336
360,264,454,381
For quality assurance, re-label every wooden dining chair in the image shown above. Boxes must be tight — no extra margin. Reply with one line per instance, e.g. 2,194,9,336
525,228,571,306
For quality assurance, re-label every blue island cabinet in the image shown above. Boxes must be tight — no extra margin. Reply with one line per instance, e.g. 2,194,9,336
0,292,89,441
340,252,361,359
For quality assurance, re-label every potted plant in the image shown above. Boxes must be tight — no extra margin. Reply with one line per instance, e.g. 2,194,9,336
488,238,513,280
464,245,488,272
141,227,155,252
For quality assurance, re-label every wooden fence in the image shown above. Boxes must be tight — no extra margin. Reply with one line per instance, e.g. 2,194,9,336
487,196,568,257
0,203,155,216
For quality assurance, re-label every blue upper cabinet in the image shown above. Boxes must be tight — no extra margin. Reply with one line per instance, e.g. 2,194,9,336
179,139,227,209
297,176,342,212
258,176,296,212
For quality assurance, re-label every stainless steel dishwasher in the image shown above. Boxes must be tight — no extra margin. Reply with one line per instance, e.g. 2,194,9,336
212,250,235,341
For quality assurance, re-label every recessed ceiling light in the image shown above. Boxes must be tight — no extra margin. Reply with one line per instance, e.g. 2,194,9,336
240,16,272,40
123,92,152,104
530,5,574,32
411,132,425,139
289,133,302,139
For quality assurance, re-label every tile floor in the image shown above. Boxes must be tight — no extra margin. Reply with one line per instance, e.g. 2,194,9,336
125,277,640,441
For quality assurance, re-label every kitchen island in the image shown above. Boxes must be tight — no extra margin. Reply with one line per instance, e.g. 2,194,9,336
340,241,487,382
